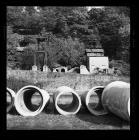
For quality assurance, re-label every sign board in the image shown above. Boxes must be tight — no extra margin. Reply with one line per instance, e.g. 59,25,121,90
89,57,109,73
86,49,104,53
87,53,104,57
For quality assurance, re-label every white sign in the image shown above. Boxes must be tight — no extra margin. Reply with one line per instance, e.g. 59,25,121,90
87,53,104,57
86,49,104,53
89,57,109,73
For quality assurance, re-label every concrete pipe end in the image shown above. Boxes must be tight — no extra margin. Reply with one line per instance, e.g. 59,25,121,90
7,88,15,112
15,85,50,117
86,86,108,116
55,86,81,116
128,98,130,118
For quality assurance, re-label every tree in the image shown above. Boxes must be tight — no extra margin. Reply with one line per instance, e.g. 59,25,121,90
119,15,130,62
7,6,130,70
7,26,23,69
88,7,130,60
17,47,35,70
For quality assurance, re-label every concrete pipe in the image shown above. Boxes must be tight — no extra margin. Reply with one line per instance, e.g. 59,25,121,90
81,86,108,116
53,86,81,115
14,85,50,116
7,88,15,112
101,81,130,121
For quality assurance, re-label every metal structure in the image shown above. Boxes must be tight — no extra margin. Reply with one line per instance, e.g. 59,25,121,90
34,36,48,70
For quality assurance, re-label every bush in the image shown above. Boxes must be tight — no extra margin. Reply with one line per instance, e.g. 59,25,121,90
17,47,35,70
109,60,130,76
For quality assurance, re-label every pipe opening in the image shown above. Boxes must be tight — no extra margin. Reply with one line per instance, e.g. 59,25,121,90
7,90,12,111
88,93,99,109
55,87,81,115
18,88,43,113
15,86,50,116
61,68,65,72
57,92,79,113
86,86,108,115
7,91,12,106
7,88,15,112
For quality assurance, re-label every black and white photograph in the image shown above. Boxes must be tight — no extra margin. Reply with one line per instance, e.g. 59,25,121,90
6,6,130,130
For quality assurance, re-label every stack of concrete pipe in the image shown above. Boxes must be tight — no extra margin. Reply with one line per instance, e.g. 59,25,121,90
7,81,130,121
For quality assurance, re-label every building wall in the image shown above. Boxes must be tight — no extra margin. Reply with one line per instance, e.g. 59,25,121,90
89,57,109,73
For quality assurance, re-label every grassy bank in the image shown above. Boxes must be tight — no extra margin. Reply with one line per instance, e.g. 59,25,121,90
7,70,130,93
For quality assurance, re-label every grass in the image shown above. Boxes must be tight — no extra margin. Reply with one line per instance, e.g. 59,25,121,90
7,106,130,130
6,70,130,130
7,70,130,92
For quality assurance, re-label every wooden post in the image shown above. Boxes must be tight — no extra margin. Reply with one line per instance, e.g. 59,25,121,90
34,53,36,65
44,51,47,65
44,37,48,65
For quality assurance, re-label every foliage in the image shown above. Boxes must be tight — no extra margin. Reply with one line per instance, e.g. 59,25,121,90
35,34,86,69
17,47,35,70
109,60,130,75
7,6,130,70
7,26,22,69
